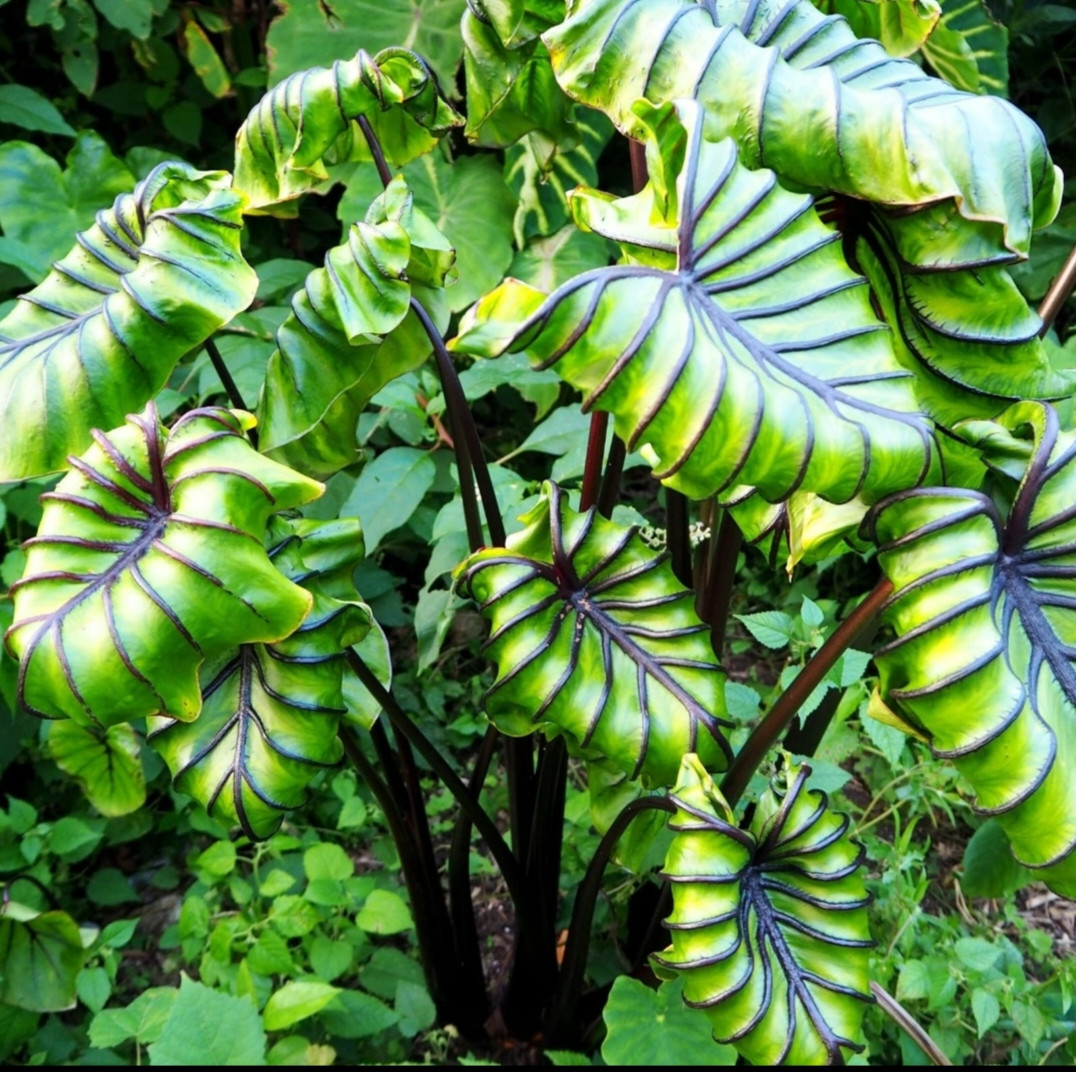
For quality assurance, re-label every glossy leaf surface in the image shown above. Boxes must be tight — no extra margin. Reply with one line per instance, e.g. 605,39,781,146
150,517,371,839
864,402,1076,896
4,406,322,728
45,720,146,817
0,163,256,483
655,755,872,1065
456,103,936,505
543,0,1060,258
0,903,87,1012
258,178,449,478
234,47,462,216
457,483,731,787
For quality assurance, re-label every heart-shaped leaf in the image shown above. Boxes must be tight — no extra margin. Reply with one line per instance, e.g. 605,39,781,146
4,405,322,729
457,482,731,787
655,755,872,1066
456,102,936,505
0,902,87,1013
45,720,146,817
0,163,257,483
234,47,462,217
864,401,1076,897
150,517,371,839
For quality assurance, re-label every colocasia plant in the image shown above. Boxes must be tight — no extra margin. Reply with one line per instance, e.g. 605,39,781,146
2,0,1075,1063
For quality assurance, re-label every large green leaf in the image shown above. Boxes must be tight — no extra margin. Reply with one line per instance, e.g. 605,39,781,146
258,179,450,478
234,46,462,217
456,102,936,505
0,902,87,1013
543,0,1060,259
150,517,371,839
45,719,146,817
0,162,256,483
655,755,872,1065
921,0,1008,95
4,406,322,729
863,401,1076,897
457,482,732,787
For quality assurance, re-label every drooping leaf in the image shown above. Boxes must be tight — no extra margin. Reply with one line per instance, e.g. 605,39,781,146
655,755,872,1065
863,401,1076,897
45,719,146,816
234,46,463,217
183,21,231,99
0,902,87,1013
4,406,322,729
543,0,1060,259
150,516,370,840
266,0,469,94
258,175,452,477
457,482,732,787
456,102,937,506
0,161,257,482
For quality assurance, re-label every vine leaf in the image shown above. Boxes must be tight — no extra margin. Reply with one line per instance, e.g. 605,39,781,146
655,754,872,1066
149,516,372,840
4,405,323,729
863,401,1076,898
0,163,257,483
45,720,146,817
258,177,451,479
455,101,936,505
543,0,1060,258
0,902,87,1013
456,482,732,788
234,47,463,217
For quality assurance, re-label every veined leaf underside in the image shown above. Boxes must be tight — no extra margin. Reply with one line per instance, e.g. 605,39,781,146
459,483,732,785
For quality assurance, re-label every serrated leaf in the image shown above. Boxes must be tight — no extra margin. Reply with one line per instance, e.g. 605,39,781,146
458,102,937,505
970,988,1000,1037
89,987,177,1049
736,611,796,651
5,406,321,729
458,483,731,787
0,161,257,482
0,903,87,1012
865,401,1076,897
45,720,146,816
656,756,872,1065
235,46,462,216
150,516,369,839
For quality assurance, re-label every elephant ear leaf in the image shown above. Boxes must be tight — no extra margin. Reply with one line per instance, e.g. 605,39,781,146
0,902,87,1013
0,164,257,483
655,754,872,1066
4,405,323,730
234,47,463,217
149,516,371,840
45,720,146,817
456,482,731,788
864,401,1076,898
456,101,936,505
258,176,451,478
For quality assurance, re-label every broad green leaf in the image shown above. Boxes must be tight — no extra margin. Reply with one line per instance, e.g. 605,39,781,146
0,161,257,482
971,988,1000,1037
235,46,462,216
342,618,391,730
826,0,940,57
93,0,154,38
266,0,468,94
263,981,341,1031
544,0,1060,258
258,184,449,478
457,483,732,787
462,9,575,150
508,225,612,293
0,902,87,1012
150,517,370,839
602,975,737,1066
0,84,75,136
5,406,322,729
318,989,398,1038
340,447,438,554
0,133,134,282
961,819,1034,898
356,889,413,934
864,401,1076,897
928,0,1008,97
45,720,146,816
655,756,872,1065
457,103,937,505
395,979,436,1038
89,987,178,1049
147,976,267,1066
